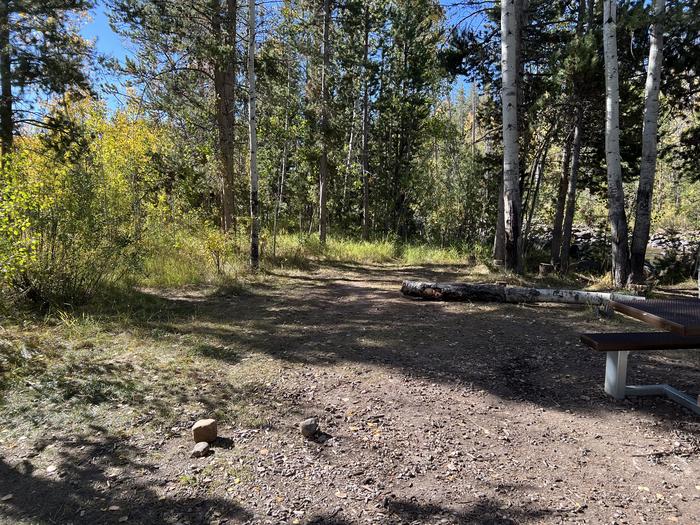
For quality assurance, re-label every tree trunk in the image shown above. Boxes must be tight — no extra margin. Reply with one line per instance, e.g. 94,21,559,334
501,0,523,273
471,83,478,156
0,0,13,157
401,280,643,305
318,0,331,244
630,0,664,283
492,182,505,265
560,104,583,271
551,130,572,267
603,0,630,287
697,249,700,299
213,0,238,233
341,95,359,215
247,0,259,270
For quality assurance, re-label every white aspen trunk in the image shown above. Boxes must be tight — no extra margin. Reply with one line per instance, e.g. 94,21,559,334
630,0,664,283
603,0,630,287
501,0,523,273
248,0,260,270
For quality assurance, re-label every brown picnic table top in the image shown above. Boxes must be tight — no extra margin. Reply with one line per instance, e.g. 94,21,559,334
610,297,700,337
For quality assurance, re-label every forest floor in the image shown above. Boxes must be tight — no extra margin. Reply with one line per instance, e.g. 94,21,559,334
1,263,699,525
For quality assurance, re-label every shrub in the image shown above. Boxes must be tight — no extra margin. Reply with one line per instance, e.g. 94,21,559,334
0,154,38,288
3,100,163,305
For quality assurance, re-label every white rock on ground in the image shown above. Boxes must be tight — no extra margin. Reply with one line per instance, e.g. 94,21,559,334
191,419,217,443
190,441,210,458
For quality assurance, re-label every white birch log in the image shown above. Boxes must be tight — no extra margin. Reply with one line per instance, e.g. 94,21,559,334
400,281,645,305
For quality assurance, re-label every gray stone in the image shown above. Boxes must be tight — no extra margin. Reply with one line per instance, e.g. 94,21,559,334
190,441,210,458
300,417,319,438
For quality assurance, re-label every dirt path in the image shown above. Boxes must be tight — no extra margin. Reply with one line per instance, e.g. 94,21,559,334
1,264,699,524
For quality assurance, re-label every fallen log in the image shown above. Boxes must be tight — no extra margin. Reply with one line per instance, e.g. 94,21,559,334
400,280,645,305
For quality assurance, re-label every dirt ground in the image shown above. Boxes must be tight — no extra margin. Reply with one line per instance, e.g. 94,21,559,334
1,263,699,525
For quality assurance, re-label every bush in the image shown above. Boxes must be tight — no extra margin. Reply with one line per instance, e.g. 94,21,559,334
0,154,37,287
2,100,164,305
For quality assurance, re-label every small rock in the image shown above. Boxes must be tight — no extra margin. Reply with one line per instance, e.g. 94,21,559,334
300,418,319,438
119,517,128,523
192,419,217,443
46,465,57,474
108,505,121,511
191,442,210,458
1,494,13,502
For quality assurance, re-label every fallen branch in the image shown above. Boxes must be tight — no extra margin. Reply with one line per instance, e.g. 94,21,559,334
400,281,645,305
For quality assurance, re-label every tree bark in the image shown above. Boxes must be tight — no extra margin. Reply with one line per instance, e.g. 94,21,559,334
492,182,505,265
341,95,359,214
318,0,331,244
471,83,477,156
213,0,238,233
401,280,644,305
501,0,523,273
603,0,630,287
630,0,664,283
560,104,583,271
0,0,13,156
247,0,259,270
551,130,572,267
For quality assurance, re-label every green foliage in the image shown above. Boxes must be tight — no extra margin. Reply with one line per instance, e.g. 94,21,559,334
3,99,165,305
0,154,38,283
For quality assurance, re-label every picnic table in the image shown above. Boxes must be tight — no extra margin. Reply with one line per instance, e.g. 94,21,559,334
610,298,700,336
581,298,700,415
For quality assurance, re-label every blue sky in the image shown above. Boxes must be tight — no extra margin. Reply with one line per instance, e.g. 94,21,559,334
83,2,127,63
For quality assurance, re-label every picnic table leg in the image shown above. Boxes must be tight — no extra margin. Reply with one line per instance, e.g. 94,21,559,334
605,351,629,400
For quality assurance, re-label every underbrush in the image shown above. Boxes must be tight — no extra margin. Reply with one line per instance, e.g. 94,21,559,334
136,224,489,287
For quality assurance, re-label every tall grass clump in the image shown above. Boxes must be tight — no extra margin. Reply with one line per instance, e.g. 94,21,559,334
325,238,397,263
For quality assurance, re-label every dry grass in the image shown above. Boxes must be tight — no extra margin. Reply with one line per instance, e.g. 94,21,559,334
0,288,287,445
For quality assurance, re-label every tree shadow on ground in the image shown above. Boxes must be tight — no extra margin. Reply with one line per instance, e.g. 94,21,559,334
157,285,695,419
386,496,555,524
61,265,700,426
0,426,251,524
4,264,698,523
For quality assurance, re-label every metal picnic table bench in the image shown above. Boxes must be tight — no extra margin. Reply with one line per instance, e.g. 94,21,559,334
580,298,700,415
